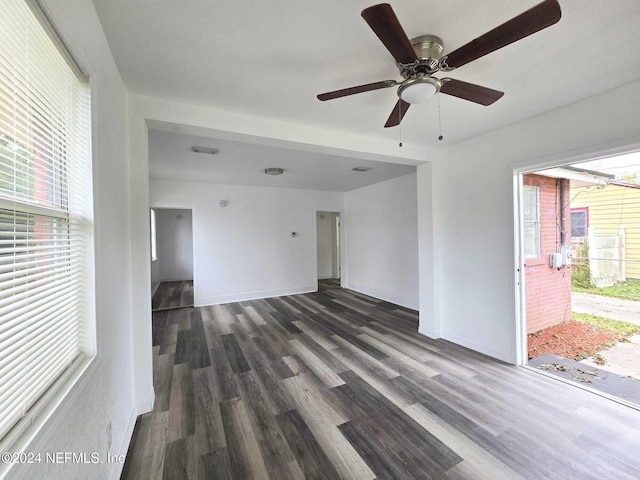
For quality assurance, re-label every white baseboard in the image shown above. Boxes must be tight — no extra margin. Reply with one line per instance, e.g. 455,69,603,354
344,282,418,310
440,331,513,364
111,406,138,480
418,324,440,339
196,284,317,306
135,386,155,415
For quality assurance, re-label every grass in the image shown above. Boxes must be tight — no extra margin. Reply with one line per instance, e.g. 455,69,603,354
573,282,640,302
573,312,640,337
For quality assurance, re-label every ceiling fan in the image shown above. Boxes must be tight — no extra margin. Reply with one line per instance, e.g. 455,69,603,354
317,1,561,128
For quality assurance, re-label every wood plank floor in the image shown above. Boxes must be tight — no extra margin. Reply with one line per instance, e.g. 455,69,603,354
152,280,194,311
124,280,640,479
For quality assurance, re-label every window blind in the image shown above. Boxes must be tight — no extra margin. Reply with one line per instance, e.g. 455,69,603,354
0,0,92,444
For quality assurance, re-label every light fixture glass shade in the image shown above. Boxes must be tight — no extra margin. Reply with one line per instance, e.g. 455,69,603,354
398,78,440,104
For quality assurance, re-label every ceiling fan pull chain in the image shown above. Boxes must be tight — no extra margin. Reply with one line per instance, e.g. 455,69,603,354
399,102,403,147
437,93,443,141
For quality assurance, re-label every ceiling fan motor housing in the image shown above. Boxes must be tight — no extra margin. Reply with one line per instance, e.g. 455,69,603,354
398,35,444,79
396,35,445,103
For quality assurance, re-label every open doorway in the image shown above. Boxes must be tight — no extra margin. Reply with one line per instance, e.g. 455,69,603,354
316,211,341,289
150,208,194,311
517,151,640,405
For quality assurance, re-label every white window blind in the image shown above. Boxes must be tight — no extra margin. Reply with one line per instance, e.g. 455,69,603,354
0,0,92,445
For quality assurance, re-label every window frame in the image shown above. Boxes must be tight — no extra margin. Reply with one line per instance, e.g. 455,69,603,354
0,0,97,463
570,207,589,238
523,185,541,259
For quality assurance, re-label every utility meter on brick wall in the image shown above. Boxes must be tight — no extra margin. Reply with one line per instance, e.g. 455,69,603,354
549,253,563,268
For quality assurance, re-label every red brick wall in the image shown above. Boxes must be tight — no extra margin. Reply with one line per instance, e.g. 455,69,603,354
524,174,572,334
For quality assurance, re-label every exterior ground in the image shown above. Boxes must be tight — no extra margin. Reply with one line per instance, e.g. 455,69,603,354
529,291,640,384
572,291,640,324
528,320,619,361
581,334,640,380
573,282,640,302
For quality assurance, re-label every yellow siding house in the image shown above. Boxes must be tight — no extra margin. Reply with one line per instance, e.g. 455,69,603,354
571,182,640,281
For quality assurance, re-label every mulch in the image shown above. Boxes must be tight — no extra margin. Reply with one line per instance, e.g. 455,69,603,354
528,320,619,361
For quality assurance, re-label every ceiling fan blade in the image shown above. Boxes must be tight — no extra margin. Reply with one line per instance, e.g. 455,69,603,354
440,79,504,105
317,80,397,101
384,99,411,128
361,4,418,65
444,0,561,69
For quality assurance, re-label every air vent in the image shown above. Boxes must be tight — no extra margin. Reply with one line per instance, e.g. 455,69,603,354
191,146,218,155
352,167,372,172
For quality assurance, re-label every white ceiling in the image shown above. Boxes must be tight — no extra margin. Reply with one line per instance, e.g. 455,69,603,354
92,0,640,184
148,129,415,192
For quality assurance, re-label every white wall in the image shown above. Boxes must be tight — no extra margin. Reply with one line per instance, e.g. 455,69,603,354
150,255,161,285
316,211,338,279
10,1,139,479
156,208,194,281
417,162,436,337
344,173,419,309
421,79,640,363
150,180,343,305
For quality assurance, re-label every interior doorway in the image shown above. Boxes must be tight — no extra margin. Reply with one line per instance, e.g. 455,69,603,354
316,211,341,281
150,207,194,311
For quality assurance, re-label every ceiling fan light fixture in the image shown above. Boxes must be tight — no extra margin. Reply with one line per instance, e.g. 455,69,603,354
398,77,441,104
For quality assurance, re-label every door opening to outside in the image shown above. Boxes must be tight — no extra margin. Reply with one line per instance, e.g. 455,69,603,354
516,151,640,407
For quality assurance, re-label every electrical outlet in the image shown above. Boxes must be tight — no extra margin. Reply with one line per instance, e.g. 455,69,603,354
106,420,112,451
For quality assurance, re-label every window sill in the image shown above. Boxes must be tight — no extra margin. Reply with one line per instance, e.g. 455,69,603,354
0,354,99,480
525,257,547,267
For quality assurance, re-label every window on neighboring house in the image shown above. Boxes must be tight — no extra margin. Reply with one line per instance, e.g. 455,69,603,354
570,208,588,237
523,185,541,258
0,0,93,451
150,208,158,261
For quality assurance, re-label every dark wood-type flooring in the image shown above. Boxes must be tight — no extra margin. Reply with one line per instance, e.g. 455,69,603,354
152,280,194,311
124,279,640,479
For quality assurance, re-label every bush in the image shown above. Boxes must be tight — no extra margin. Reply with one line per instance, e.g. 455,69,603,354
571,243,591,288
572,258,591,288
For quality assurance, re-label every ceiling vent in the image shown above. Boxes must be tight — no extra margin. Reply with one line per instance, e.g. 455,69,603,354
191,146,218,155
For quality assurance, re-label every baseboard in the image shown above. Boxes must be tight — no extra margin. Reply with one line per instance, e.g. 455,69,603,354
344,282,418,310
112,406,138,480
135,386,155,415
440,332,513,364
418,324,440,339
196,284,317,306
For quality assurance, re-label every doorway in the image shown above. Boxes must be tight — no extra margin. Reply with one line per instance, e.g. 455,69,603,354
516,151,640,405
150,207,194,311
316,211,341,283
